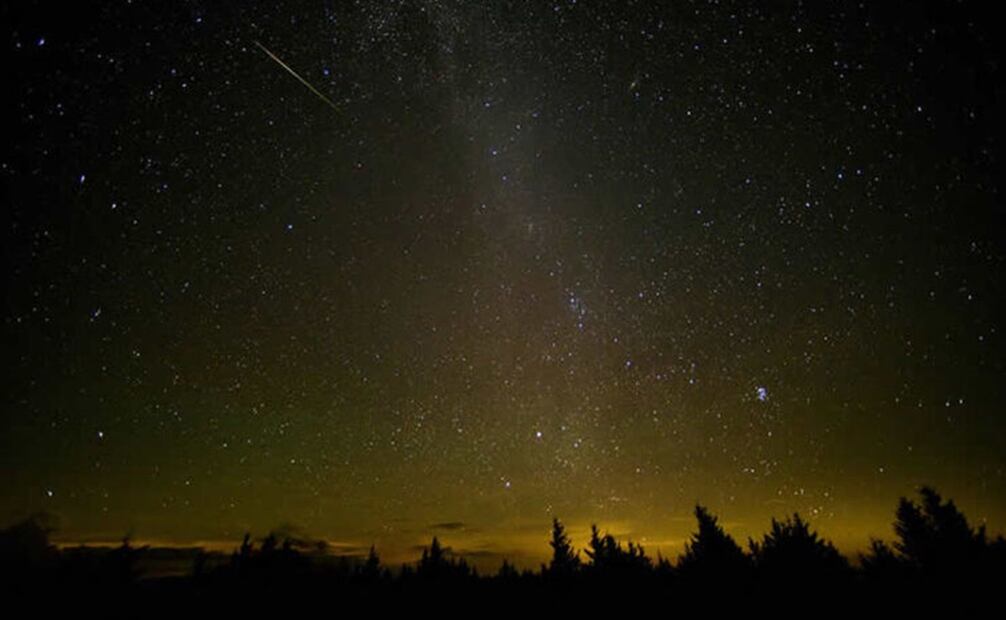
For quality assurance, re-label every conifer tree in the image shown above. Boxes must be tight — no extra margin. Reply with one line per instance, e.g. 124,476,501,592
547,517,580,576
678,505,748,579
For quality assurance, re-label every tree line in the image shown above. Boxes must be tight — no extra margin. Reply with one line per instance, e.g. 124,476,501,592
2,486,1004,613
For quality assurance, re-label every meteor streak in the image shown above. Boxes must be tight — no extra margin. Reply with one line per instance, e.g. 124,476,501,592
253,40,340,112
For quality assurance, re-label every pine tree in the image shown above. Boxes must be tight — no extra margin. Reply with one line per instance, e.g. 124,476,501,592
359,545,381,580
893,486,986,573
583,524,651,576
497,558,519,581
547,517,580,577
860,538,905,578
750,513,847,579
678,505,749,579
419,536,452,579
584,524,607,568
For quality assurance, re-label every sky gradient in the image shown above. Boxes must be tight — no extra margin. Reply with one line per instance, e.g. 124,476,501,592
3,1,1003,569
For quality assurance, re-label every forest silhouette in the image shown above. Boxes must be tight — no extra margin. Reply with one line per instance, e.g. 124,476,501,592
2,486,1004,615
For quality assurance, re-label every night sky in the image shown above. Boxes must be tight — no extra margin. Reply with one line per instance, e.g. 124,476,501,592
4,1,1004,568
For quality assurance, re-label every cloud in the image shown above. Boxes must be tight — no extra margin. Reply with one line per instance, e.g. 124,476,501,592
410,543,455,554
453,549,507,560
428,521,467,531
324,542,373,557
408,541,513,564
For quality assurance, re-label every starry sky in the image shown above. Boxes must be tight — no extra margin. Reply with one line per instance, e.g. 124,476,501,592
3,1,1004,568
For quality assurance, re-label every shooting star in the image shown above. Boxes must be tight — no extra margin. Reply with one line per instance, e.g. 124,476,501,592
253,40,339,112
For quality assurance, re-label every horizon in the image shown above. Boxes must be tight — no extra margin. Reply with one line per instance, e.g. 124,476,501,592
4,1,1003,578
26,484,1006,573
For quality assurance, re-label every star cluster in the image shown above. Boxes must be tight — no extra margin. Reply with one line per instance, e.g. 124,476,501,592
3,1,1003,566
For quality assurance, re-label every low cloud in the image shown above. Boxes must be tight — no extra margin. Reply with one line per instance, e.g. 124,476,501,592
428,521,466,531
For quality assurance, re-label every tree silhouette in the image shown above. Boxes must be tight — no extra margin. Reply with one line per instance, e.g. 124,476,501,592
654,553,674,578
497,558,519,581
678,505,749,580
858,486,1006,604
749,513,847,581
893,485,985,574
0,513,59,571
419,536,446,574
860,539,902,575
417,536,471,581
545,517,580,577
0,513,60,594
358,545,382,581
260,532,279,556
104,535,144,586
2,487,1003,607
584,524,651,578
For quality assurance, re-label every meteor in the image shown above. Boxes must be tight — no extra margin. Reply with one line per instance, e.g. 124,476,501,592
253,40,340,112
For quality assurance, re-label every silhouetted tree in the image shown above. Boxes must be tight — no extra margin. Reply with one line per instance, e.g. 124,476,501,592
584,524,607,569
861,539,900,572
238,532,253,558
419,536,444,573
418,536,471,581
4,487,1003,609
0,513,59,570
749,513,848,582
654,553,674,579
893,485,985,574
227,532,254,579
497,558,519,581
856,486,1006,605
678,505,749,581
859,537,912,591
260,533,279,556
104,535,144,585
545,517,580,578
357,545,382,581
399,563,414,581
0,513,60,593
584,524,651,578
457,556,474,579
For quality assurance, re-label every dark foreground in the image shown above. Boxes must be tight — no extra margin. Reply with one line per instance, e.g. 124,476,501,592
3,487,1004,617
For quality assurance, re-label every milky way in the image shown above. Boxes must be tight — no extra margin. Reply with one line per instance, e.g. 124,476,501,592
4,1,1003,567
